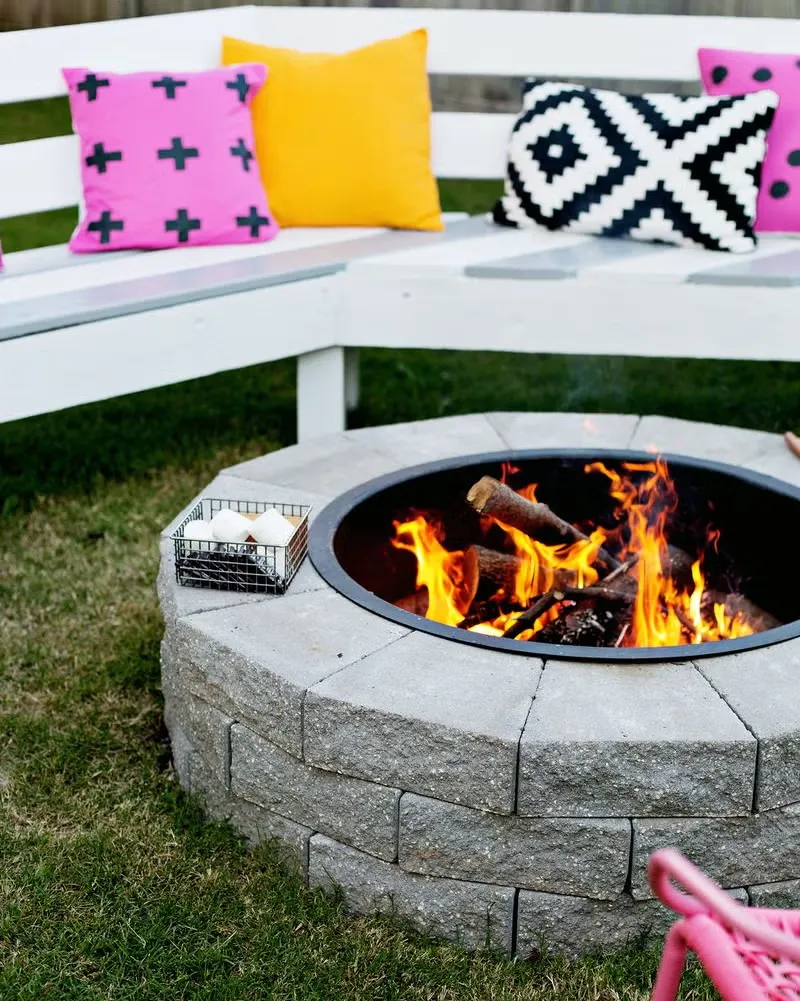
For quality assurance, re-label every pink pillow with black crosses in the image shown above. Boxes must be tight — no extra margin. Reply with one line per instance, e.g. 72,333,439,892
698,49,796,232
63,65,278,251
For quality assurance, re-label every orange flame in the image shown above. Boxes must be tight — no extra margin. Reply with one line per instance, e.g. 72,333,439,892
392,515,473,626
391,459,757,649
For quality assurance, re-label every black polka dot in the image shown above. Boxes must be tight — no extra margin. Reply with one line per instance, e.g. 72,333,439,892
753,67,773,82
770,180,790,198
711,65,728,85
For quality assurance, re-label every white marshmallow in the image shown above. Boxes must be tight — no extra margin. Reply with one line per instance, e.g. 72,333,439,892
182,519,215,542
210,508,253,544
250,507,295,547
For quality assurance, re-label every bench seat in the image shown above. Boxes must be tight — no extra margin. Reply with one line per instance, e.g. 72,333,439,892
4,4,800,439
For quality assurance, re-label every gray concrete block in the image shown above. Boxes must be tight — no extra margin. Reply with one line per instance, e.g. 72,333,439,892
697,643,800,811
516,886,747,960
629,416,778,465
222,433,403,496
749,879,800,909
163,588,408,757
399,793,630,900
304,631,539,813
343,414,507,466
309,834,515,953
631,804,800,899
158,535,328,624
226,797,312,876
486,411,640,451
741,447,800,488
518,661,756,818
230,725,400,861
163,689,231,795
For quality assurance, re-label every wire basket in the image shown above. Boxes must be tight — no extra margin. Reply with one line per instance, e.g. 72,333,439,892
171,498,310,594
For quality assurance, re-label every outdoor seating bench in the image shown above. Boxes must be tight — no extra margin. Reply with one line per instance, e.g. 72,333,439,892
3,4,800,440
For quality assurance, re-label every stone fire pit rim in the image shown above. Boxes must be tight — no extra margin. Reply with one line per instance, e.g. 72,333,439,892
307,444,800,663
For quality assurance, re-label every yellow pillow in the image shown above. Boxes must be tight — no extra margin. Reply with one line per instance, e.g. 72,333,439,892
222,30,443,231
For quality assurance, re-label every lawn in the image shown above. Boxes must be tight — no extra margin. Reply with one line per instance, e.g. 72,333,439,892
0,95,791,999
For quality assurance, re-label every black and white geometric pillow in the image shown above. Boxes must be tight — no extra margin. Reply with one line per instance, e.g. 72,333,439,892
493,80,779,253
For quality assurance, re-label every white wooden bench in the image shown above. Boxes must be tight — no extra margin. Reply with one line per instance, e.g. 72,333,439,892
3,5,800,441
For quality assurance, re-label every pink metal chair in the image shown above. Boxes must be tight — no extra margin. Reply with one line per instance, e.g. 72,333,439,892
649,849,800,1001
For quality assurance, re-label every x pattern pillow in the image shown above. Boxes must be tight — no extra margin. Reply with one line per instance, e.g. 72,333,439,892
493,80,779,253
64,65,278,252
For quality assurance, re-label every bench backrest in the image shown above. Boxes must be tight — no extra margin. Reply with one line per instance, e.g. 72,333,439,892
4,4,800,232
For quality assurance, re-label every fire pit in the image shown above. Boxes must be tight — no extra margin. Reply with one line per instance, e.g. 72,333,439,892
309,450,798,661
158,413,800,958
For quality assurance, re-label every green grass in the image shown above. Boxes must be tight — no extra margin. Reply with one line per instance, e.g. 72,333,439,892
0,94,791,999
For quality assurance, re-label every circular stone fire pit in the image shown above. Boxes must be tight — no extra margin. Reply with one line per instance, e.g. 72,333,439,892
158,412,800,958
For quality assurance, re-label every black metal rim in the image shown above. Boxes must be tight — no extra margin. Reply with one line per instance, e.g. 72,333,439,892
308,447,800,662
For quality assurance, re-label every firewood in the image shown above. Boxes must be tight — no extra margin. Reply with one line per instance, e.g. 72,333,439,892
394,591,429,616
702,591,781,632
535,608,608,647
469,545,521,593
466,476,620,570
502,584,632,640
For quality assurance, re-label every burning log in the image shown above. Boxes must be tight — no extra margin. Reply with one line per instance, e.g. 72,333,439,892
703,591,781,632
467,544,580,595
502,584,633,640
469,545,522,593
395,591,429,616
466,476,620,570
536,608,609,647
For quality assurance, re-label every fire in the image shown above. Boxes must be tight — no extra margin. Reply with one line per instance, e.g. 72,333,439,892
392,514,475,627
390,459,759,649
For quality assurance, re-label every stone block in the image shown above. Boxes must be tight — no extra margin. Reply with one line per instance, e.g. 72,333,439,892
629,416,777,465
631,804,800,899
162,588,408,757
309,835,514,953
222,433,402,496
163,691,233,820
486,411,639,451
230,725,400,861
516,886,747,960
226,797,312,876
742,447,800,488
304,632,539,813
696,643,800,811
158,538,326,628
749,879,800,909
518,661,755,818
343,414,506,466
399,793,630,900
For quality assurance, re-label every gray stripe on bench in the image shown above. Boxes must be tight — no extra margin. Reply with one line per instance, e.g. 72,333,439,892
0,218,484,343
688,248,800,287
464,236,668,280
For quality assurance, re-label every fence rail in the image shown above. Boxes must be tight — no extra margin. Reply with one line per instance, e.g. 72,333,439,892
4,0,800,32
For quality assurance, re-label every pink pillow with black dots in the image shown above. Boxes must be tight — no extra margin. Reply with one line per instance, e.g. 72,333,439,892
63,65,279,252
698,48,796,232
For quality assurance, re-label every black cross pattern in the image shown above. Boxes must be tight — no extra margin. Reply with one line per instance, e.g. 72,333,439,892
76,73,110,102
87,210,124,244
151,76,187,100
157,137,199,171
226,73,251,104
165,209,201,243
236,206,271,238
230,139,255,172
85,142,123,174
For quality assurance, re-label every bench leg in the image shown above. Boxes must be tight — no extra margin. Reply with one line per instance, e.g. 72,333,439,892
297,346,347,441
345,347,360,411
